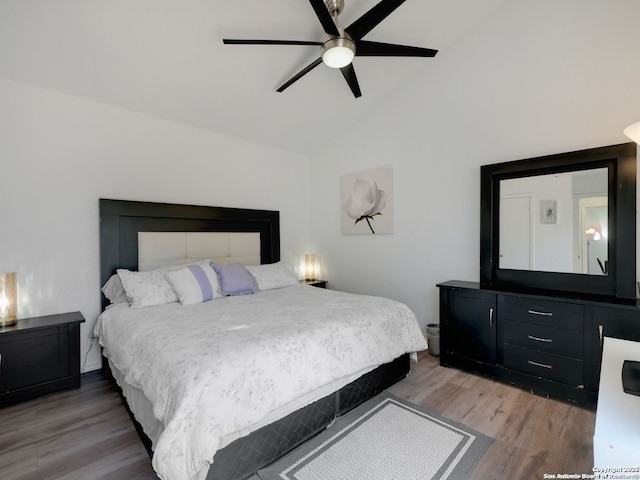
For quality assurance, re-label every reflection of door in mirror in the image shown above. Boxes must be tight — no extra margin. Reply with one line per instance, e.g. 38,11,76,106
499,195,532,269
580,197,607,275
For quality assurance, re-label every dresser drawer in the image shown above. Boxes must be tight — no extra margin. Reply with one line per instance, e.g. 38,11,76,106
503,320,583,359
501,296,583,331
503,344,583,386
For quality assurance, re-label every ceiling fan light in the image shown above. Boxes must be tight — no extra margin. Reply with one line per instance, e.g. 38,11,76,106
323,46,354,68
321,33,355,69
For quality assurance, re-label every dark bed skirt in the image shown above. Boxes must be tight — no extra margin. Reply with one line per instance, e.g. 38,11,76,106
104,353,411,480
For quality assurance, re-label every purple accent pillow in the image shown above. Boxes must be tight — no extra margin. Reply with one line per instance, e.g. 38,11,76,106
212,263,260,296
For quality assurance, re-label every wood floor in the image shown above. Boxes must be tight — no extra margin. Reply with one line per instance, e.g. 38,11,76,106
0,372,155,480
0,351,596,480
388,352,596,479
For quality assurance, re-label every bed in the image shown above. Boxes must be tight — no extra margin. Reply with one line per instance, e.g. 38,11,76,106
95,199,427,480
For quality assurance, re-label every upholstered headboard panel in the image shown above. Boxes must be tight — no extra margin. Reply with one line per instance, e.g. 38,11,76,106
99,199,280,309
137,232,261,270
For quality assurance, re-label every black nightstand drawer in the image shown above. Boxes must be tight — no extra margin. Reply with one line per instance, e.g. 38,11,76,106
501,296,583,331
300,279,327,289
504,344,583,386
503,320,583,359
0,326,70,392
0,311,84,406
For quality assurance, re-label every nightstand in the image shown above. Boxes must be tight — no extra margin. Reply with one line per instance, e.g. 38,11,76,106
0,311,85,407
301,279,328,289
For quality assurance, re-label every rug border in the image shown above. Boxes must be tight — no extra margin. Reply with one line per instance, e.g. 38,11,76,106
258,391,493,480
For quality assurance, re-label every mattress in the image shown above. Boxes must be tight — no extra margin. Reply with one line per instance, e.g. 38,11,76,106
94,285,427,480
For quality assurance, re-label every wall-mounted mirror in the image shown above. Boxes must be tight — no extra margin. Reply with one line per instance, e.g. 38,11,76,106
481,142,636,299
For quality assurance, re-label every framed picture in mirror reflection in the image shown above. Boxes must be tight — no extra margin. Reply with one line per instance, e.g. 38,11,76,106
541,200,557,224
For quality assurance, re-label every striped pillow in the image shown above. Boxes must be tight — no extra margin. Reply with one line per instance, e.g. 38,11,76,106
166,263,224,305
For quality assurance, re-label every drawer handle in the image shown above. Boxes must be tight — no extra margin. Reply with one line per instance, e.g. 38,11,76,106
528,309,553,317
598,324,604,344
528,360,553,369
528,335,552,343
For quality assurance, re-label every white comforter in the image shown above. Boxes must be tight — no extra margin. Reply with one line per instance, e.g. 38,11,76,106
94,285,427,480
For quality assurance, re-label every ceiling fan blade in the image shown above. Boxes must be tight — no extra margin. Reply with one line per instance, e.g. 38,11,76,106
356,40,437,57
346,0,406,40
308,0,340,36
277,57,323,93
223,39,322,46
340,63,362,98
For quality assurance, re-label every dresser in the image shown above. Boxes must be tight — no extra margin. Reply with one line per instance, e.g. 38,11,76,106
437,281,640,407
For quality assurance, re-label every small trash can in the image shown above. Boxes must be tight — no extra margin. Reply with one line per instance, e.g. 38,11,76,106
426,324,440,357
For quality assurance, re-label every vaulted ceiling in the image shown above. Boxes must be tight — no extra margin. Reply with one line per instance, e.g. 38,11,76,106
0,0,506,155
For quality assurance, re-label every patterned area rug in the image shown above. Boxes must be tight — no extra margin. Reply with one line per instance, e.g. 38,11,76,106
258,392,492,480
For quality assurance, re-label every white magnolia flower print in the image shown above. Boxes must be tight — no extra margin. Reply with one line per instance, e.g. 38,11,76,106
343,178,388,234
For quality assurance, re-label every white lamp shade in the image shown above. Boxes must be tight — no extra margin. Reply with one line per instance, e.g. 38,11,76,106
623,121,640,143
303,254,319,280
0,272,17,326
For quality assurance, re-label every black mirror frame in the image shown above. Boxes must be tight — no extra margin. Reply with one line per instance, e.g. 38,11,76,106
480,142,637,299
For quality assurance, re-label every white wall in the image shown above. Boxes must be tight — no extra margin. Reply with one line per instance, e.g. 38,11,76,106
0,78,311,372
308,0,640,330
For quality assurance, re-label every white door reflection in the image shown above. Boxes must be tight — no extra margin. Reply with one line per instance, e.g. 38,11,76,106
499,195,532,270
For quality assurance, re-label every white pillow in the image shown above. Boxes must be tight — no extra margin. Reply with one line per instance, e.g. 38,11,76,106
166,263,224,305
102,274,128,305
246,263,299,291
116,263,203,309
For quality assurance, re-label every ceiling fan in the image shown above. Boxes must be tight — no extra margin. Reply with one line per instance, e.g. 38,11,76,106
223,0,438,98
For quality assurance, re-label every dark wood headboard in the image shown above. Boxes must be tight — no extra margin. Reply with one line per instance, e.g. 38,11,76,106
99,199,280,309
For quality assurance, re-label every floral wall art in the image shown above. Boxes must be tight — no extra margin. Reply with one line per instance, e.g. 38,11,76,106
341,166,394,234
541,199,557,224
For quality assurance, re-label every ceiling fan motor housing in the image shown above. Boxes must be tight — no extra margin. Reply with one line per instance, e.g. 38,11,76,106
325,0,345,16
